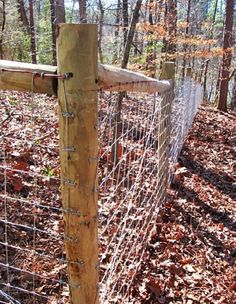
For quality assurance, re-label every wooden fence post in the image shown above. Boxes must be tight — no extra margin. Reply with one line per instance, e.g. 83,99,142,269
158,62,175,202
186,67,192,78
57,24,99,304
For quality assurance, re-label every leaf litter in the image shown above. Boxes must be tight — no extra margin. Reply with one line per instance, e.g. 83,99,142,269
0,90,235,304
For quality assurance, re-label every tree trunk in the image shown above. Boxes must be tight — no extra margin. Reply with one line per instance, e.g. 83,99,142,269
122,0,129,46
232,72,236,110
181,0,191,78
16,0,30,34
122,0,143,69
166,0,177,59
55,0,65,23
0,0,6,59
146,0,156,77
203,0,218,100
50,0,57,65
217,0,234,112
113,0,143,163
29,0,37,64
78,0,87,23
162,0,177,62
50,0,65,65
112,0,121,63
98,0,104,63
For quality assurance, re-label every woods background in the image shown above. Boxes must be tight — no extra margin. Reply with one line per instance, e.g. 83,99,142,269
0,0,235,111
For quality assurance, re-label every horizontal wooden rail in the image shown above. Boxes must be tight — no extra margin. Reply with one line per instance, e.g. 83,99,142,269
0,60,57,95
0,60,171,95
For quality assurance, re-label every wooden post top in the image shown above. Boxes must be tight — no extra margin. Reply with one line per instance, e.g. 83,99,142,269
160,61,175,80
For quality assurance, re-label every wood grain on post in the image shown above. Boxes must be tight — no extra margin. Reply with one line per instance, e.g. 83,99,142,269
57,24,99,304
158,62,175,202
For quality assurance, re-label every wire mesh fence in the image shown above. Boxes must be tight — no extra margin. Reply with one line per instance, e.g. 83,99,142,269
0,76,203,303
169,78,204,183
98,78,203,302
0,92,69,304
98,91,162,302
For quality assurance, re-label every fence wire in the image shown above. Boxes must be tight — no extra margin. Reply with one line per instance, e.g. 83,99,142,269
169,78,204,183
0,77,203,303
98,78,203,302
0,92,69,304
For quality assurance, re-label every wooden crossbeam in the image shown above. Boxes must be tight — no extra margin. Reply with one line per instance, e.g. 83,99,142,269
0,60,171,95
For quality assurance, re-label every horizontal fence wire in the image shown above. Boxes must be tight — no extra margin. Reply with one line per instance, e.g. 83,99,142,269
0,76,203,303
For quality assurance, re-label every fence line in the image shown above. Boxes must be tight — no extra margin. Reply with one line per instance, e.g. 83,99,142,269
0,76,203,304
97,76,203,303
0,24,204,304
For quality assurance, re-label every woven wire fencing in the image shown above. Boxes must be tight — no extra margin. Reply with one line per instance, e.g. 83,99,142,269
98,78,203,302
0,92,69,304
169,78,204,183
0,77,203,303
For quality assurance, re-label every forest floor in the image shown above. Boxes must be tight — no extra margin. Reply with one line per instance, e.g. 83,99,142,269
0,91,235,304
133,105,236,304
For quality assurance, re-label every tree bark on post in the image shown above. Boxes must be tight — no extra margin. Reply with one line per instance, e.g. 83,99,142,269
57,24,98,304
217,0,234,112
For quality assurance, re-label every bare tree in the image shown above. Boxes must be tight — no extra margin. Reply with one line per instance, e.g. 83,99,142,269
218,0,234,111
113,0,143,163
232,72,236,109
122,0,129,46
98,0,104,63
203,0,218,100
50,0,57,65
29,0,37,64
78,0,87,23
16,0,30,34
122,0,143,68
50,0,65,65
146,0,156,77
161,0,177,64
55,0,65,23
112,0,121,63
181,0,191,78
0,0,6,59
